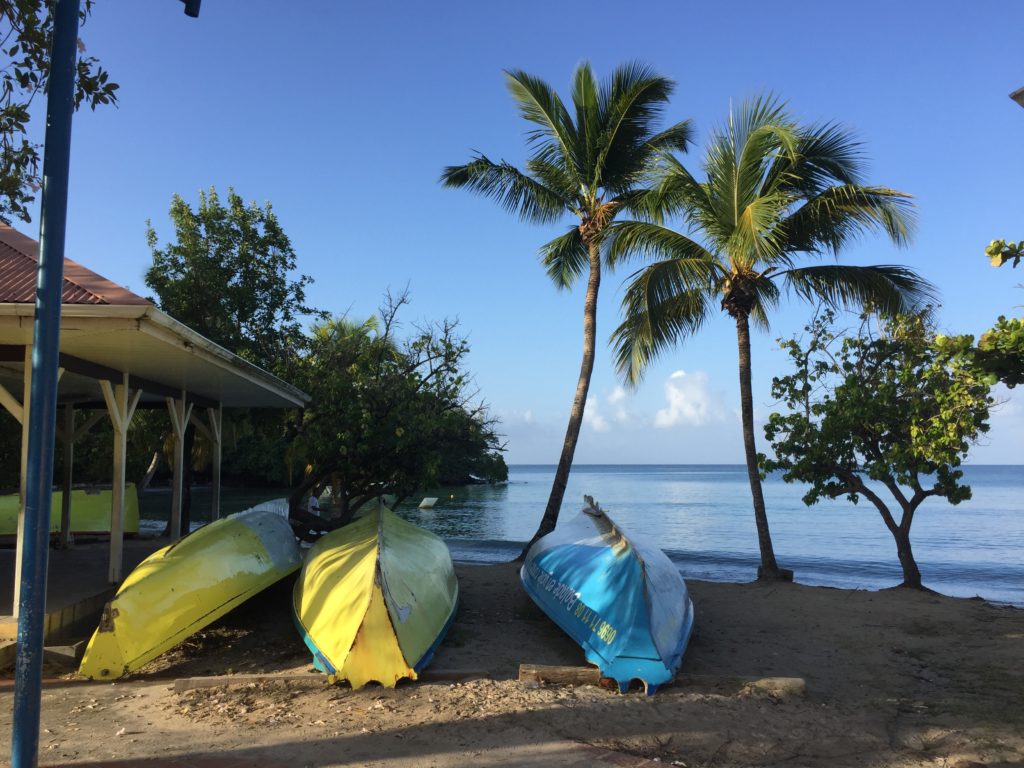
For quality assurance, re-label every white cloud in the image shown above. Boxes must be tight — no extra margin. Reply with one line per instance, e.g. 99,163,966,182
583,395,610,432
655,370,725,428
608,386,627,405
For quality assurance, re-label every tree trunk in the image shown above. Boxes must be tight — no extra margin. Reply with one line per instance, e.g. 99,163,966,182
735,313,792,582
893,526,923,589
520,243,602,558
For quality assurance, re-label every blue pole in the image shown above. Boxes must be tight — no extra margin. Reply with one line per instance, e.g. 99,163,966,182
11,1,81,766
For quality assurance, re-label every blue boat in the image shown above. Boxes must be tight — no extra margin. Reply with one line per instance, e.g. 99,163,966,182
520,496,694,694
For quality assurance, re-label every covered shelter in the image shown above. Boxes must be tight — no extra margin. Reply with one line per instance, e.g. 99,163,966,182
0,224,308,615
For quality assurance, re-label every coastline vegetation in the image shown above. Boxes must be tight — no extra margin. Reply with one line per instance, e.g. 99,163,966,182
762,309,992,589
606,96,933,581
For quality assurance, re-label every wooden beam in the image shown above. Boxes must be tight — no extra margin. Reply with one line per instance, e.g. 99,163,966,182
13,345,31,617
0,382,23,424
59,404,74,549
208,405,222,521
56,352,217,408
104,373,140,583
517,664,807,697
172,668,489,693
167,392,192,540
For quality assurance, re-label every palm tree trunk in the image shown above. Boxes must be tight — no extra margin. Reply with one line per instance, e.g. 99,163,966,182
735,313,792,582
520,244,601,557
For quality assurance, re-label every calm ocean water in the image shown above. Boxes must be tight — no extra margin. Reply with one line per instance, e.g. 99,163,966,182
395,464,1024,606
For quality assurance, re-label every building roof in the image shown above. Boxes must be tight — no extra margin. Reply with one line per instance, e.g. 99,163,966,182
0,225,151,306
0,225,308,409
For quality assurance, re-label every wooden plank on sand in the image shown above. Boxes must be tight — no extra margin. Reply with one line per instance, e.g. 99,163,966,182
518,664,806,697
173,668,489,693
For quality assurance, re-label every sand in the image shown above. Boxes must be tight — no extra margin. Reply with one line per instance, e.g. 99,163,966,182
2,562,1022,767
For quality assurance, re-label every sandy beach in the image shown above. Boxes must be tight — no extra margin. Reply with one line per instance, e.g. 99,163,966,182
3,562,1022,767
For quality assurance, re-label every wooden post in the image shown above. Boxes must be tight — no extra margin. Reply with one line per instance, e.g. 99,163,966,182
166,391,192,540
59,404,73,549
209,405,222,520
13,345,32,617
101,373,141,583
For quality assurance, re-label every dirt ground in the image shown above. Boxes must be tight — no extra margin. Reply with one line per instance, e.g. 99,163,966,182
2,562,1023,767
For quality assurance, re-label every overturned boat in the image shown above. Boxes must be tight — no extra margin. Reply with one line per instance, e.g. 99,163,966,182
293,505,458,689
521,496,694,694
79,505,302,680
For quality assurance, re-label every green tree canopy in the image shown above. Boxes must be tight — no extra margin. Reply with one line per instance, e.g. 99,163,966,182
762,310,992,589
145,187,321,375
608,96,933,581
442,61,692,551
0,0,118,223
288,293,505,527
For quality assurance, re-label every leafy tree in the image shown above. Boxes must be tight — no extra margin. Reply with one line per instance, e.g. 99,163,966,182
441,61,692,551
145,187,320,375
288,293,505,530
609,96,933,581
0,0,119,223
984,239,1023,269
969,316,1024,389
762,310,992,589
145,187,322,530
971,241,1024,387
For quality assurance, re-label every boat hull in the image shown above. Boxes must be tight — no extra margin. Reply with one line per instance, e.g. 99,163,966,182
79,506,301,679
521,500,694,694
0,484,140,536
293,506,458,689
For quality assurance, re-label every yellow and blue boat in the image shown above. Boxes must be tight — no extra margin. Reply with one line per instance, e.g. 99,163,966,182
293,505,458,689
79,506,302,679
0,484,140,536
521,496,695,694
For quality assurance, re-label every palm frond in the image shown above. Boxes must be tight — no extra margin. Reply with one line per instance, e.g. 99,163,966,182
540,227,588,288
606,220,716,268
786,121,864,193
504,69,580,181
747,276,781,331
729,190,793,268
647,118,695,155
440,155,567,224
592,62,676,193
781,264,937,315
571,62,601,189
783,185,916,254
612,268,714,384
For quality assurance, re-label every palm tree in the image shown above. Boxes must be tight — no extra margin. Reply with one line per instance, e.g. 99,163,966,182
609,97,935,581
441,62,693,551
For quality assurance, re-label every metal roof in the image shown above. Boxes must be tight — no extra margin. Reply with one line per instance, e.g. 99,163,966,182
0,226,308,409
0,225,151,306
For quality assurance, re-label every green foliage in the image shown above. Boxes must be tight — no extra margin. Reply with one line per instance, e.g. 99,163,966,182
984,239,1023,269
289,293,505,516
762,309,992,587
144,187,324,487
145,187,322,375
0,0,118,223
975,316,1024,388
607,95,931,579
610,95,932,384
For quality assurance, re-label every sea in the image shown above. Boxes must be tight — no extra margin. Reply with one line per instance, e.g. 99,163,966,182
402,464,1024,607
141,464,1024,607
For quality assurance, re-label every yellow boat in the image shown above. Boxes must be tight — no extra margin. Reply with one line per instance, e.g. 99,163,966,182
0,484,140,536
79,506,301,679
293,506,458,689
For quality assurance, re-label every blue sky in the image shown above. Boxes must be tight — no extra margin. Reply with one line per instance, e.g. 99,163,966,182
27,0,1024,464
